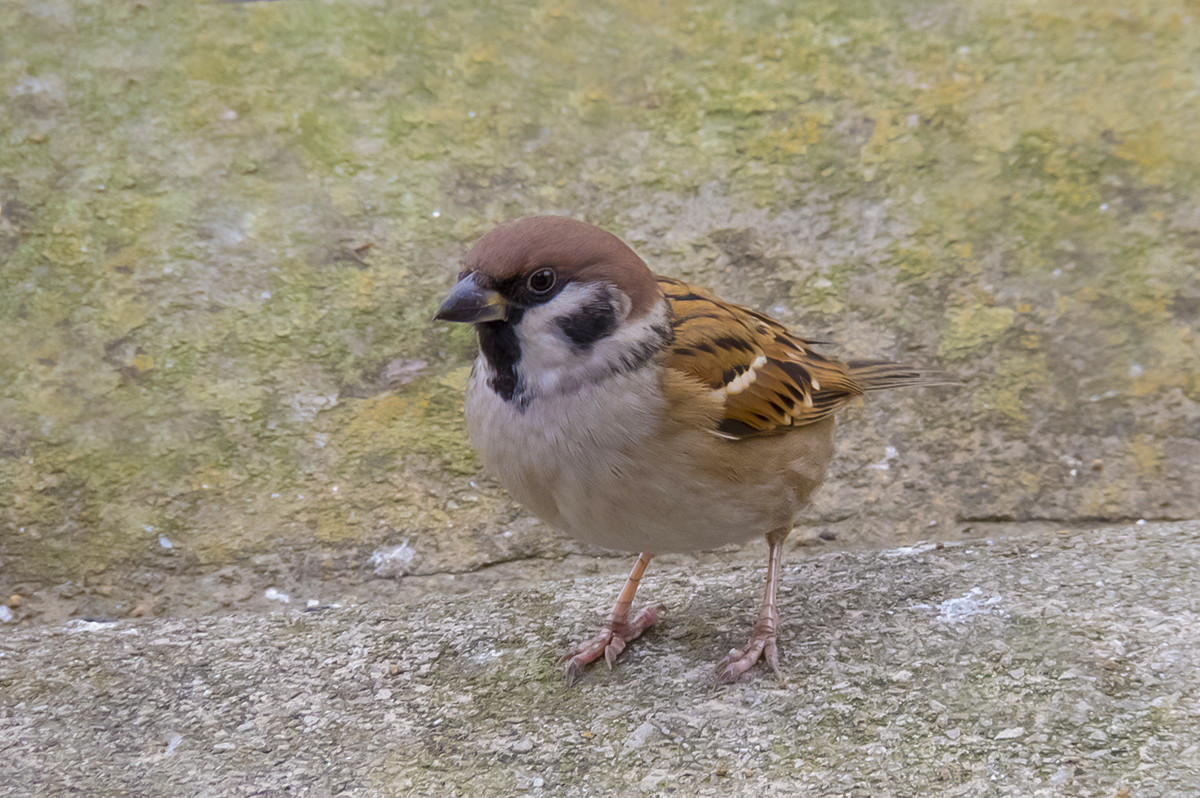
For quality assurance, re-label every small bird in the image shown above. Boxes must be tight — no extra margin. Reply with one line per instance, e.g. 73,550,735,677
435,216,941,683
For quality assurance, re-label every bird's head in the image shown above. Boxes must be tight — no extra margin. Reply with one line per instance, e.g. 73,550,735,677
435,216,670,402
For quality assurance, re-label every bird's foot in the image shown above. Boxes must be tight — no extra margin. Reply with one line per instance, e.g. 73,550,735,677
715,618,782,684
563,605,662,685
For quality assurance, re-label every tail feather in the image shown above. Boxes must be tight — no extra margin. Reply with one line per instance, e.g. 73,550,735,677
846,359,957,392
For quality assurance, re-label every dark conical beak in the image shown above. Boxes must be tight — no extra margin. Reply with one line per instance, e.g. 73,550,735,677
434,274,507,323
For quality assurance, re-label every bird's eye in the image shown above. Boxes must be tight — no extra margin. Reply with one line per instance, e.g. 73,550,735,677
527,268,556,295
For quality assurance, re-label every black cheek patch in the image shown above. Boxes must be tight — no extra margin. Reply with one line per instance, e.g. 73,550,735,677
557,299,619,351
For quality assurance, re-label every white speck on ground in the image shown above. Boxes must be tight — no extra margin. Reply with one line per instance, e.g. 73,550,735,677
935,587,1004,623
263,588,289,604
885,542,938,558
64,619,115,633
868,445,899,470
371,540,417,578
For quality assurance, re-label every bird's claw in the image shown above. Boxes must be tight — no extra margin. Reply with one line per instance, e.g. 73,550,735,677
563,605,662,685
716,621,783,683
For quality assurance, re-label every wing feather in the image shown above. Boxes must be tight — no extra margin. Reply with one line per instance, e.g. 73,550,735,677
657,276,865,439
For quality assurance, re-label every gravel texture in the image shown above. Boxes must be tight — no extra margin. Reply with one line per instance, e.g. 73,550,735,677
2,521,1197,796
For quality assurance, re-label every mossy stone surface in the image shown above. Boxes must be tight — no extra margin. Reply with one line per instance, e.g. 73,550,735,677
1,0,1197,600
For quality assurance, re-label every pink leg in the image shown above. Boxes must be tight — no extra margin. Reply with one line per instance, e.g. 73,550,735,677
716,528,789,683
564,553,661,685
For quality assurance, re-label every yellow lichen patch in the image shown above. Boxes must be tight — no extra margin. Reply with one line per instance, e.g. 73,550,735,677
41,226,92,268
313,508,358,543
332,385,475,474
130,352,154,374
745,112,829,160
197,378,268,421
353,272,376,308
1114,121,1169,173
530,0,578,26
340,393,410,449
970,351,1049,427
1077,480,1129,519
1052,175,1101,211
860,111,922,167
915,76,972,120
1126,437,1165,477
971,111,1020,154
939,304,1017,360
438,366,472,393
187,465,229,493
1127,322,1200,399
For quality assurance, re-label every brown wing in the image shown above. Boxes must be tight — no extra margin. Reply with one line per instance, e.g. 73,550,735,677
658,276,865,440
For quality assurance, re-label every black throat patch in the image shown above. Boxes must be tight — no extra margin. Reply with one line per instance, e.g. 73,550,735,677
476,307,525,403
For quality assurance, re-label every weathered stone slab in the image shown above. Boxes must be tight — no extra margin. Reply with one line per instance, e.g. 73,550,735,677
2,522,1196,796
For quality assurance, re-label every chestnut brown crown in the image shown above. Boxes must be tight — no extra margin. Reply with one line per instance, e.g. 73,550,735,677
460,216,663,319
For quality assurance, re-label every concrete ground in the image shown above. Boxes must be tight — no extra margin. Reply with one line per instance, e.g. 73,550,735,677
2,521,1196,796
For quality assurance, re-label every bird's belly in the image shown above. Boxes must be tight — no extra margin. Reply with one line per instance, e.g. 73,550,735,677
551,461,788,553
465,366,830,554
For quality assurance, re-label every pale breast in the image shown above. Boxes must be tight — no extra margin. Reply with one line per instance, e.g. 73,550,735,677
464,357,835,553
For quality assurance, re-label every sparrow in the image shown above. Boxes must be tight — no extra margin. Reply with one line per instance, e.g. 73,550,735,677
435,215,940,683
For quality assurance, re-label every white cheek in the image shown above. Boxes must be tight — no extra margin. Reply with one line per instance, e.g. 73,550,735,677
515,283,629,395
